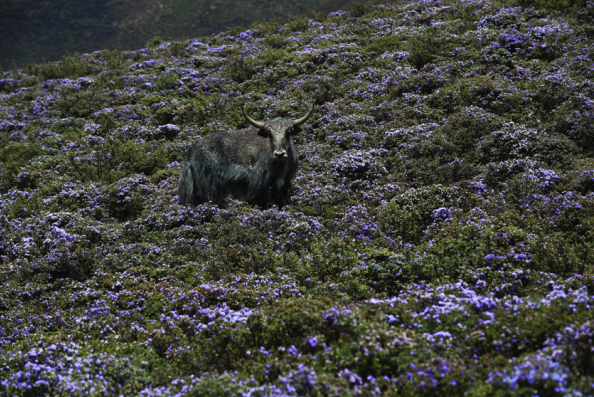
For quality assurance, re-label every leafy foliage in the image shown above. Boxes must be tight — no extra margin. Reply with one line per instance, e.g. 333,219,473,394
1,0,594,395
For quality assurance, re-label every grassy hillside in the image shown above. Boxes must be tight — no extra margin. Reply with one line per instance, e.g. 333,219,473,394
1,0,594,395
0,0,378,67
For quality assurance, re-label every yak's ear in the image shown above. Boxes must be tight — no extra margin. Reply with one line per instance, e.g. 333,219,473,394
258,128,270,137
289,126,301,136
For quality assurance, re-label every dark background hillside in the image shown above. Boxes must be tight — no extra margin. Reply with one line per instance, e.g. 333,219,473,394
2,0,594,393
0,0,401,68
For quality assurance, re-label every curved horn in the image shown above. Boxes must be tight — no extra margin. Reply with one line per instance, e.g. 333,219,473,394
292,103,315,127
241,105,266,129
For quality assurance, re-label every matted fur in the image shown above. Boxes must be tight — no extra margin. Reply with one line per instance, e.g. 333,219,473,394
179,118,301,208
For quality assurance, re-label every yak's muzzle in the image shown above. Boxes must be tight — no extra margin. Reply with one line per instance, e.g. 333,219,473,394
274,150,288,159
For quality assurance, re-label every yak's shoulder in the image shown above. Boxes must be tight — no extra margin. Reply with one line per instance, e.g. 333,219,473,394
192,127,264,153
196,128,250,143
207,127,259,139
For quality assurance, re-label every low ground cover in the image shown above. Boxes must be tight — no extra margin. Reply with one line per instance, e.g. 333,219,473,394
1,0,594,395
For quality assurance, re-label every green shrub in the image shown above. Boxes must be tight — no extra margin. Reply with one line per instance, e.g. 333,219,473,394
95,112,117,136
155,73,180,91
548,104,594,156
378,184,476,244
0,143,41,191
0,142,40,165
103,49,126,70
440,108,504,156
297,237,362,283
262,49,286,66
353,248,426,292
350,2,375,18
378,202,425,244
226,25,248,37
226,55,257,83
263,34,286,49
362,35,403,56
169,41,187,58
57,90,105,118
104,187,145,221
194,219,272,280
310,10,327,22
139,95,163,107
252,20,282,34
145,36,163,48
68,140,179,183
37,53,98,80
285,15,309,32
153,105,175,125
51,117,85,135
407,32,453,69
513,0,586,13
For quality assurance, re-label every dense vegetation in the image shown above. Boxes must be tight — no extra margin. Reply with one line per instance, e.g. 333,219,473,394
2,0,594,395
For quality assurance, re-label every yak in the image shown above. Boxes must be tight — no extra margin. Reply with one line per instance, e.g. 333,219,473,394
178,104,314,208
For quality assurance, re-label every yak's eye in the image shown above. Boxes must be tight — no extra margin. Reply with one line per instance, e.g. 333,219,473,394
258,129,271,137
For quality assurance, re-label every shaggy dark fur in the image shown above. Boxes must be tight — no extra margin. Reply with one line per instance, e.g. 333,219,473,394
179,108,312,208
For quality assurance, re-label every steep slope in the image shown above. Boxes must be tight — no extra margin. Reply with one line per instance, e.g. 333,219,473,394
1,0,594,395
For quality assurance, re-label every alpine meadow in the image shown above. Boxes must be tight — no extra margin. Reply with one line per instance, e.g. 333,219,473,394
1,0,594,395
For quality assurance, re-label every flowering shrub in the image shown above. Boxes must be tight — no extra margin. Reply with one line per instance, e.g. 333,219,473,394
1,0,594,395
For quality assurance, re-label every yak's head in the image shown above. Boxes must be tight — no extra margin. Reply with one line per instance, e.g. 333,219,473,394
242,104,314,160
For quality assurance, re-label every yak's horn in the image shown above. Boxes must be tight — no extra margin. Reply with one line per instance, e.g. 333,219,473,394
292,103,315,127
241,105,266,129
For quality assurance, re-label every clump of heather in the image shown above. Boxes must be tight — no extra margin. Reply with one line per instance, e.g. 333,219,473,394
2,0,594,395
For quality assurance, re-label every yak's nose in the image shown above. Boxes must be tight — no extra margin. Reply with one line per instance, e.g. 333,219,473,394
274,150,287,158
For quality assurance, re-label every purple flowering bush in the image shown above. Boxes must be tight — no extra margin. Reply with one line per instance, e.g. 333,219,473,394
2,0,594,395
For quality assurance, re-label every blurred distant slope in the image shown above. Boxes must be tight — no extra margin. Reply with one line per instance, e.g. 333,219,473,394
1,0,114,67
0,0,389,67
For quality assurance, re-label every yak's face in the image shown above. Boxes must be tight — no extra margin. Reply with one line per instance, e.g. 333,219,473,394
258,119,299,160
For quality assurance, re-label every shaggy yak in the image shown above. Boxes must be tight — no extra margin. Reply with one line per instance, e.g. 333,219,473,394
178,104,314,208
